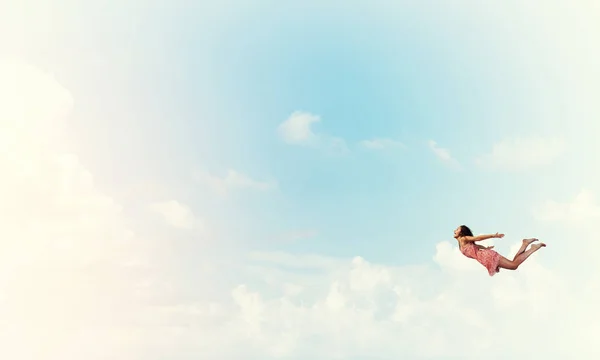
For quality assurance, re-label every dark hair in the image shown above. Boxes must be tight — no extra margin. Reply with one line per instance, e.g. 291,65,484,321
458,225,473,237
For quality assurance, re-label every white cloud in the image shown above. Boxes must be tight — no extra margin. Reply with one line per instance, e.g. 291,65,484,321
428,140,461,169
532,188,600,225
195,169,277,196
0,59,154,360
278,111,349,154
360,138,405,150
144,243,583,360
149,200,200,230
475,136,565,171
277,111,320,145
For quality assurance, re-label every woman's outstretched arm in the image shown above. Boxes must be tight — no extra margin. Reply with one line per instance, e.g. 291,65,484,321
462,233,504,242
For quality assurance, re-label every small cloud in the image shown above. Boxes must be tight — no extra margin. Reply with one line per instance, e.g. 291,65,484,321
149,200,200,230
277,111,320,145
277,111,349,154
360,138,405,150
475,136,565,171
532,189,600,224
195,169,277,196
428,140,461,169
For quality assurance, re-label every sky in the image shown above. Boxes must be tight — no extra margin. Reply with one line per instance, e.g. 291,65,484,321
2,0,600,359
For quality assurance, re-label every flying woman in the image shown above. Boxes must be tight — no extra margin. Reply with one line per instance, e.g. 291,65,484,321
454,225,546,276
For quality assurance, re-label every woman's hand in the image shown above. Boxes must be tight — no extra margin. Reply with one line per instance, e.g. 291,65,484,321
494,232,504,239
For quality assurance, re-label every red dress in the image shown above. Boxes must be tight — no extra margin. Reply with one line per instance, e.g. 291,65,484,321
460,242,501,276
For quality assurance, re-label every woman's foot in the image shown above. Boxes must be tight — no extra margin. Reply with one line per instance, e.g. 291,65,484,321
522,238,538,246
531,243,546,250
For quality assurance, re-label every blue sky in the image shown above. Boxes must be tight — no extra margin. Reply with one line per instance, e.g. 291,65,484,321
3,0,600,359
53,0,568,263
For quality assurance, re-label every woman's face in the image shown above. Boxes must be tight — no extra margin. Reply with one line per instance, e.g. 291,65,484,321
453,226,462,238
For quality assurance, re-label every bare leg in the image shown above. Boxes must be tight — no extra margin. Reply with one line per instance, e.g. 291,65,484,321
499,243,546,270
513,238,538,261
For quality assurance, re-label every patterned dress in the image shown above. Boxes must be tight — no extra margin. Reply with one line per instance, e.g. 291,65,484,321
460,242,501,276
